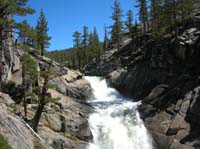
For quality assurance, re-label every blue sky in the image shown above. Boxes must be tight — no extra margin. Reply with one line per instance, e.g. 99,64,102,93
15,0,138,51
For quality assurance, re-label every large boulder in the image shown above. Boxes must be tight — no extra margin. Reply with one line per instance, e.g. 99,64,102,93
50,70,93,100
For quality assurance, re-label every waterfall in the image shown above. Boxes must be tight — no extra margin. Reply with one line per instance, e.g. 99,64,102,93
85,77,153,149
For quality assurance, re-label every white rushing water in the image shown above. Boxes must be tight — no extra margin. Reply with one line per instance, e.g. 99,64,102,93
85,77,153,149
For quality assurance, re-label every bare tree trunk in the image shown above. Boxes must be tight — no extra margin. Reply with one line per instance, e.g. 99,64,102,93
0,28,4,92
41,43,44,56
32,102,45,132
77,47,81,69
22,61,27,118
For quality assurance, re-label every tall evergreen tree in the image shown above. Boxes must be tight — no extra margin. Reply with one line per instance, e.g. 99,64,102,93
111,0,123,50
93,27,102,59
36,9,51,56
21,54,38,118
137,0,148,33
82,26,89,65
0,0,34,91
150,0,161,32
82,26,89,48
103,24,109,51
88,32,95,60
125,10,134,37
73,31,81,69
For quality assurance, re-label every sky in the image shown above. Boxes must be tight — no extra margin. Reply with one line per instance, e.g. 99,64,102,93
15,0,138,51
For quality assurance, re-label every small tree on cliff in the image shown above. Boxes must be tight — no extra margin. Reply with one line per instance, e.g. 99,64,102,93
21,54,38,118
36,9,51,56
32,61,54,132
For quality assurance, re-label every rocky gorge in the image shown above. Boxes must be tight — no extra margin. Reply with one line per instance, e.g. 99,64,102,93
1,2,200,149
84,11,200,149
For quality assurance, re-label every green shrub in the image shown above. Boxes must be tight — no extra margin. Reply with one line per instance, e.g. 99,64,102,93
33,140,45,149
9,104,17,111
5,80,16,92
0,134,12,149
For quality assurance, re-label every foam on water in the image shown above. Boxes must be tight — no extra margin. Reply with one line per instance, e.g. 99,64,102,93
85,76,153,149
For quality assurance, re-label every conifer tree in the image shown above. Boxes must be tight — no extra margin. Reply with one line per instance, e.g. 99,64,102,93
36,9,51,56
21,54,38,118
32,62,54,132
27,27,37,47
73,31,81,69
93,27,102,59
87,32,95,60
150,0,161,32
137,0,148,33
82,26,89,65
111,0,123,50
82,26,89,48
17,20,31,44
125,10,133,37
103,24,109,51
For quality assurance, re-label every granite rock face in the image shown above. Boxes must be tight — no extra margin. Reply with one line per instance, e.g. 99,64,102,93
26,89,93,149
0,92,36,149
50,70,93,100
1,38,94,148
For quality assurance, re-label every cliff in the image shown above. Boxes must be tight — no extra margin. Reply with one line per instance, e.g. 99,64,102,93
0,36,94,148
86,12,200,148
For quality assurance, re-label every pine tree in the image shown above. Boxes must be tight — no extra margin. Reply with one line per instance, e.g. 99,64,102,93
82,26,89,65
176,0,196,20
150,0,161,32
162,0,174,26
125,10,133,37
82,26,89,48
93,27,102,59
27,27,37,47
36,9,51,56
17,20,31,44
137,0,148,33
21,54,38,118
111,0,123,50
131,20,139,38
0,0,34,91
73,31,81,69
87,32,95,60
103,24,109,51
